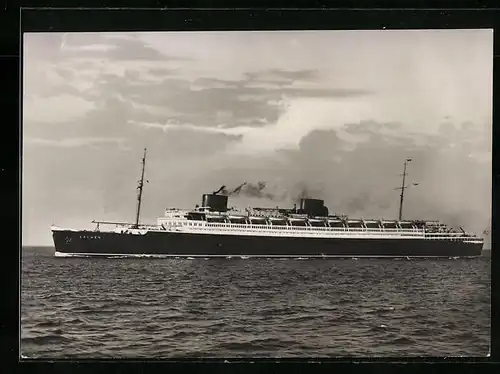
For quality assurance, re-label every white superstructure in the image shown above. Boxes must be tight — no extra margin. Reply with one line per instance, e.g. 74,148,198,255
154,207,482,243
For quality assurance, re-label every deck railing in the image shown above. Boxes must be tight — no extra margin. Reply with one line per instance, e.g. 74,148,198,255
155,220,480,240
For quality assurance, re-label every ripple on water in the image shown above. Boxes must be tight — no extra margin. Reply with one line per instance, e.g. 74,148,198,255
20,250,491,358
22,333,73,346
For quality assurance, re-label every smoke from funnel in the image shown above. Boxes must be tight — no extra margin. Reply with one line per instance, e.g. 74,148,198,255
226,181,286,201
291,183,324,204
213,185,227,195
230,182,247,195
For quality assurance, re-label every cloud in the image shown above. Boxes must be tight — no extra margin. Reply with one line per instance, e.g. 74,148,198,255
225,97,385,155
103,70,373,135
246,68,320,83
293,124,489,233
101,32,140,41
130,120,253,137
60,33,190,62
147,67,181,77
199,120,490,235
106,37,190,62
62,43,118,52
192,77,240,89
26,33,374,138
23,94,97,123
224,84,492,157
24,137,129,149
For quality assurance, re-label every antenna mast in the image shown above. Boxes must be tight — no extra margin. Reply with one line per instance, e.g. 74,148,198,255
135,148,147,228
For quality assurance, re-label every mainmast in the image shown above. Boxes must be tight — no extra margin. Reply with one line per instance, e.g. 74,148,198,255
134,148,147,228
394,158,418,221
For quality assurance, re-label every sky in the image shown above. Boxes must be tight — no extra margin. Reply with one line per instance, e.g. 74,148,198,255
22,30,493,246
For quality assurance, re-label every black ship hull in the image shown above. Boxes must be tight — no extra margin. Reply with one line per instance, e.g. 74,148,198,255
52,230,483,258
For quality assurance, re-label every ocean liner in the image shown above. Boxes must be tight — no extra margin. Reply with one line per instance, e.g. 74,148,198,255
51,149,484,258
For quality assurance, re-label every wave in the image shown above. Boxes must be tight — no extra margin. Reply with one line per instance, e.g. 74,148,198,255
22,334,72,345
215,337,300,351
369,324,389,332
387,336,416,346
281,314,325,323
21,249,490,357
34,320,61,328
366,306,396,315
411,328,436,337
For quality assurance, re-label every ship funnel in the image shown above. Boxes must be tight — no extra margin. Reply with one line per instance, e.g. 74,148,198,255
202,193,228,212
299,198,329,217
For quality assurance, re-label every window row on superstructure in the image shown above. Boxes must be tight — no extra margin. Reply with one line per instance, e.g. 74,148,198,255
158,220,426,233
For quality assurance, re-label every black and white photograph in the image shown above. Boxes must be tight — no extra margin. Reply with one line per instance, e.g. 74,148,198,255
21,29,491,358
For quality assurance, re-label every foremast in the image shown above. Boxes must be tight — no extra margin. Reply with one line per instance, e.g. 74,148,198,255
134,148,147,228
